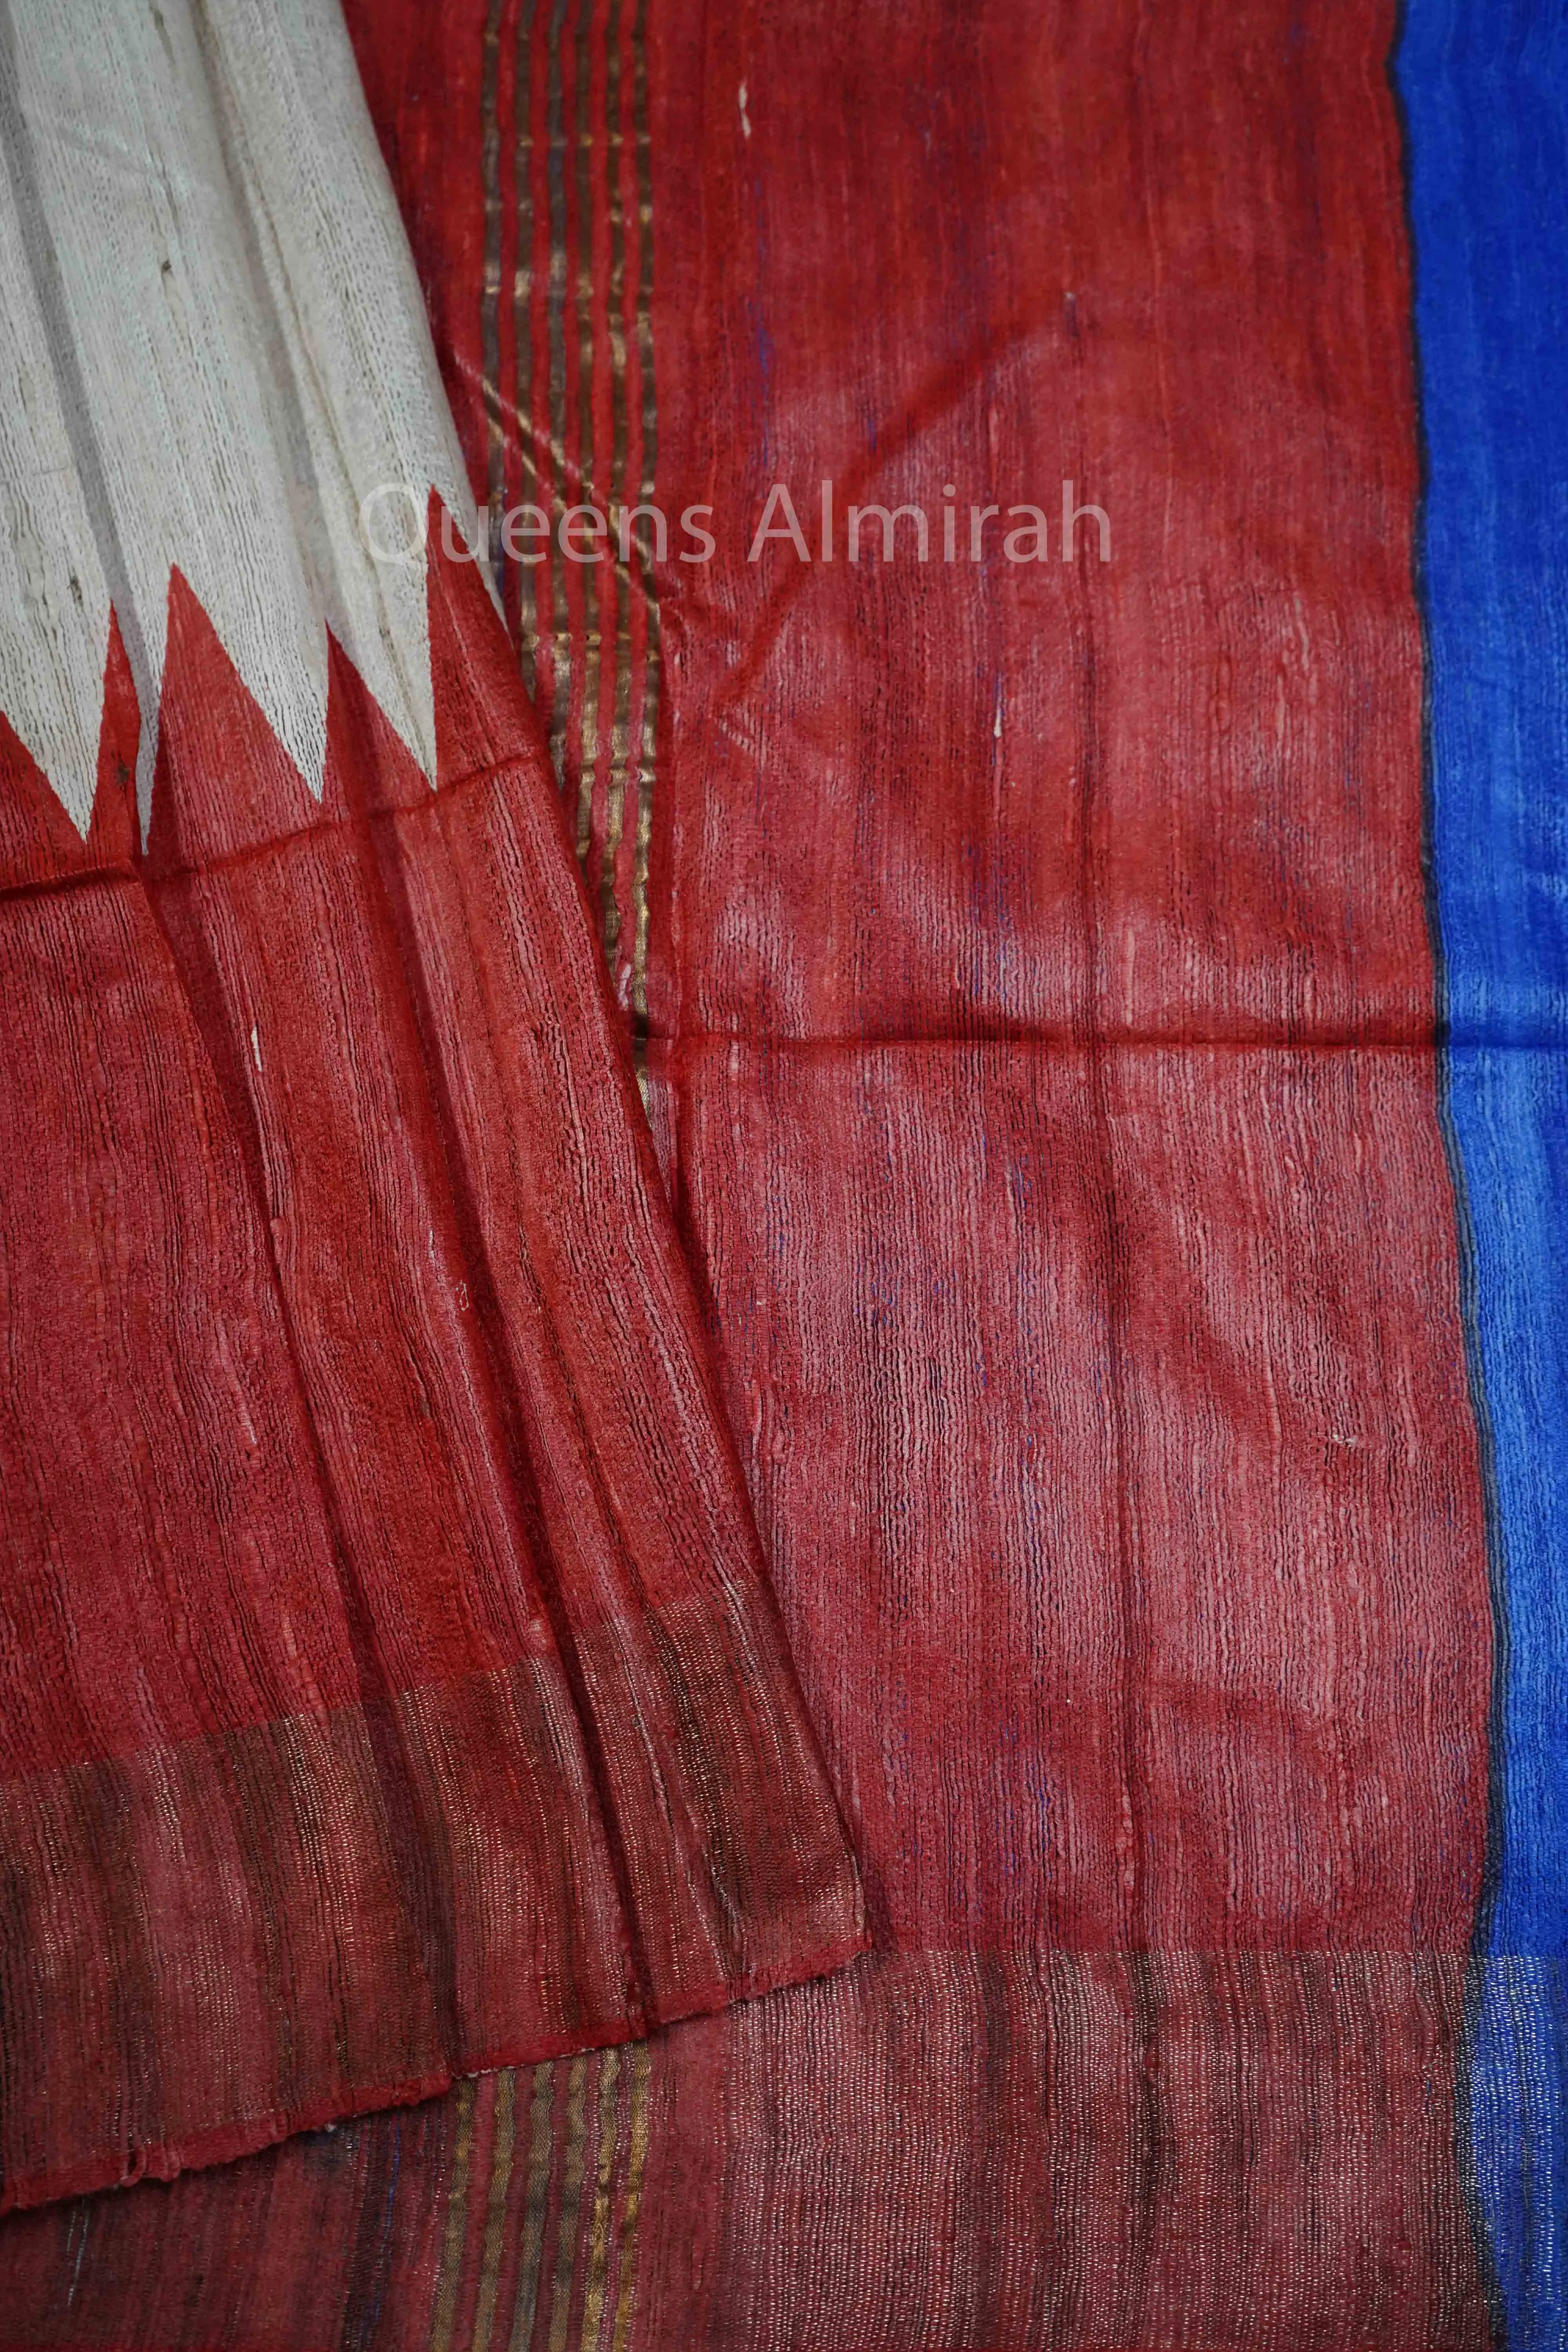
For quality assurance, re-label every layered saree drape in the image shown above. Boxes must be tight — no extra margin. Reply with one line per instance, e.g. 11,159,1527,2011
1,0,1565,2341
0,0,859,2215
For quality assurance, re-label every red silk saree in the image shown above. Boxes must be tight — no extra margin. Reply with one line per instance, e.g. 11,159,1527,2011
0,0,1528,2341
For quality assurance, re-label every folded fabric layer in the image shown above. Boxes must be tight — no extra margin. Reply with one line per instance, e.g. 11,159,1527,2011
0,1952,1489,2347
0,0,860,2213
0,0,1506,2337
2,632,459,2206
289,0,1504,2339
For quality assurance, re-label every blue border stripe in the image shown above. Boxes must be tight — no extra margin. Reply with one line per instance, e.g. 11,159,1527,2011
1396,5,1568,2341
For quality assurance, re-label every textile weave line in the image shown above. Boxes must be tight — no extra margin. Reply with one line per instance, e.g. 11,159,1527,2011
470,2065,517,2352
481,0,508,673
512,0,540,694
599,0,633,976
627,0,660,1040
416,2051,649,2352
477,0,659,1016
569,0,601,871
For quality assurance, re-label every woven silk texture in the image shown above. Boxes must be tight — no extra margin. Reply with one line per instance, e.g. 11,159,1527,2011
3,0,1566,2343
0,0,861,2216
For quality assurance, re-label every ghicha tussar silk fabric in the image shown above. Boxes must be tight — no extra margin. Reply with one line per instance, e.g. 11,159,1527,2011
0,0,860,2217
2,0,1566,2343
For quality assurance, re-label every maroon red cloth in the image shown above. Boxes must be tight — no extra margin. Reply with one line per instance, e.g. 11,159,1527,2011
0,516,861,2212
0,0,1501,2338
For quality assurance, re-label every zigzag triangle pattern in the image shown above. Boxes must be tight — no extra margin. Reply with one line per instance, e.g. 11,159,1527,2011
0,498,864,2212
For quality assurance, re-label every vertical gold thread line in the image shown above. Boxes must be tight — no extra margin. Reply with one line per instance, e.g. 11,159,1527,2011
577,2046,622,2350
628,0,659,1045
481,0,509,625
577,2049,624,2350
514,0,541,693
471,2068,519,2352
599,0,633,971
507,2062,557,2352
572,0,601,869
428,2076,479,2352
545,0,573,779
608,2041,652,2352
546,2054,592,2352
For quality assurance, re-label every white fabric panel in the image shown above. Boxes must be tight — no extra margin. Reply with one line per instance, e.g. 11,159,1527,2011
191,0,482,780
0,165,114,830
0,0,481,828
